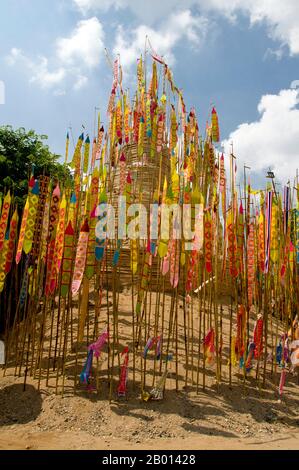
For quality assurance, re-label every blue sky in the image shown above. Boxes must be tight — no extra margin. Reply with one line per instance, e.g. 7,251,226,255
1,0,299,183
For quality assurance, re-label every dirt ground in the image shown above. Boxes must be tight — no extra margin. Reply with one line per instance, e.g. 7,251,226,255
0,378,299,450
1,290,299,450
1,365,299,450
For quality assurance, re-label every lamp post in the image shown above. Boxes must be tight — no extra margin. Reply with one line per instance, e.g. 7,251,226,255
266,169,278,200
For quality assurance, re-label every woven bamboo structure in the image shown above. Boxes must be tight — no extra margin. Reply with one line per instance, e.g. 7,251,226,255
105,139,173,290
108,139,170,213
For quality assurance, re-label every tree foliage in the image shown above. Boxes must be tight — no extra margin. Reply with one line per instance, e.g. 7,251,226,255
0,126,71,206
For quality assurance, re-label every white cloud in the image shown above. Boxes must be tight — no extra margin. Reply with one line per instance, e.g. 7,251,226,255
6,49,66,89
222,88,299,183
113,10,210,69
263,46,286,61
29,57,66,88
53,89,67,97
73,0,299,56
73,0,125,14
56,17,104,68
6,17,105,93
73,74,88,90
204,0,299,56
5,47,23,66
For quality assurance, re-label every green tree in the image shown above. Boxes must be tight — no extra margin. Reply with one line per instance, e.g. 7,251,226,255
0,126,72,206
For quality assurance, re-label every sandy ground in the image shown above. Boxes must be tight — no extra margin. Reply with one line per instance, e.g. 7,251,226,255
0,372,299,450
1,428,299,450
1,291,299,450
